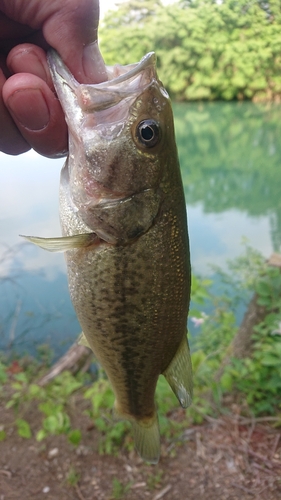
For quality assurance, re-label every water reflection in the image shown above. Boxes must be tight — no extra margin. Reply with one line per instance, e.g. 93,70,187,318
0,152,79,357
0,102,281,355
175,101,281,250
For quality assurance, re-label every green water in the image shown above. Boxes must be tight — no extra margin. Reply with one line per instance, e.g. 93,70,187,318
174,101,281,252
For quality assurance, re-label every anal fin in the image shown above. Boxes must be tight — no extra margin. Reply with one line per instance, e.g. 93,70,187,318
163,334,193,408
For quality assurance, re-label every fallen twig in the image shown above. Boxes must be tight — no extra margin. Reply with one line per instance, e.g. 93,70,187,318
270,434,280,459
0,469,12,478
37,342,93,386
255,484,273,497
75,484,86,500
252,462,278,475
152,484,172,500
131,482,146,489
246,449,273,469
236,416,281,425
231,483,255,496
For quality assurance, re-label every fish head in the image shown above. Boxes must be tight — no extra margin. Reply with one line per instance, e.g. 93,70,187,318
48,51,178,243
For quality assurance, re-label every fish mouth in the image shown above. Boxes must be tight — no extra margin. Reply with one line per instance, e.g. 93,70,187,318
48,50,158,113
95,52,156,87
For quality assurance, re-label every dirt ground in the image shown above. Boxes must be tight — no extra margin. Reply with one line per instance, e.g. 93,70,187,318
1,394,281,500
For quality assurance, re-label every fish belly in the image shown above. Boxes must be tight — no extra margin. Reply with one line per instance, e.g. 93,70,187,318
66,206,189,420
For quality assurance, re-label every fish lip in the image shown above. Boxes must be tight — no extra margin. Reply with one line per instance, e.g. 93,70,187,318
48,50,156,88
93,52,156,87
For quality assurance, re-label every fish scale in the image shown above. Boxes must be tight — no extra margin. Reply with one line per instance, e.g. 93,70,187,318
22,50,193,464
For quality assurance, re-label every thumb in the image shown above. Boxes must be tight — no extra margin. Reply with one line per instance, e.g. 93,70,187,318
42,0,108,84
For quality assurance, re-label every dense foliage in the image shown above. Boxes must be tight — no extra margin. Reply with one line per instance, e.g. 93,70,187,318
100,0,281,101
192,247,281,417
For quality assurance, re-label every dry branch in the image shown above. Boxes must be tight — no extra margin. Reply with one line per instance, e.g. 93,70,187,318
38,342,93,386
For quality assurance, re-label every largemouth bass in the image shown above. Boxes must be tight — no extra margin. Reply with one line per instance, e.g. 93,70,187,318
24,50,192,464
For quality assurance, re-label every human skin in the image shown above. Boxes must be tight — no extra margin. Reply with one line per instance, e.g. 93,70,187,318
0,0,107,157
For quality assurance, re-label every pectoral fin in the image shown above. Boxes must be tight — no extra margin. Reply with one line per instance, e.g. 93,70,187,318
77,332,91,349
163,334,193,408
20,233,98,252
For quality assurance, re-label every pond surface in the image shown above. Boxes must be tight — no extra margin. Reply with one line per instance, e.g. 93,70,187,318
1,101,281,358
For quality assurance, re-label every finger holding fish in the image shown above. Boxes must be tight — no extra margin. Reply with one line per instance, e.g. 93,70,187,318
0,0,107,156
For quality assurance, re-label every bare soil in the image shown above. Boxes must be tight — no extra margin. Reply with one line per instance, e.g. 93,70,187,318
1,391,281,500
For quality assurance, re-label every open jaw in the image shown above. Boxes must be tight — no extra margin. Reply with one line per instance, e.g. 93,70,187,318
47,50,158,119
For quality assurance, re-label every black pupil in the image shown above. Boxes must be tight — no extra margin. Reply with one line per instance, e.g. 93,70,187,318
141,125,154,141
137,120,160,147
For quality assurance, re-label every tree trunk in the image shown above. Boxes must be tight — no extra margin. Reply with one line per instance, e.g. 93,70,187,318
231,294,266,359
214,252,281,383
232,252,281,358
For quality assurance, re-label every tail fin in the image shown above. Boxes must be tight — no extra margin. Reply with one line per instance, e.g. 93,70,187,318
131,414,160,464
163,334,193,408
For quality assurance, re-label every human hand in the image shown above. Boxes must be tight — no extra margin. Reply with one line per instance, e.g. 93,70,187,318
0,0,107,157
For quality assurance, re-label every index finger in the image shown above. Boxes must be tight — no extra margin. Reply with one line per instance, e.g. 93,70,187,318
0,68,30,154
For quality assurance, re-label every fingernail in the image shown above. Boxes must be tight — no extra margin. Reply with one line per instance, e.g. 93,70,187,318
10,48,50,84
83,42,108,83
7,89,50,131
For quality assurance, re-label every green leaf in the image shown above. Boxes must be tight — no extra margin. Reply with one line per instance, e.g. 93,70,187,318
220,372,233,391
16,419,32,439
68,429,82,446
261,355,280,366
36,429,47,442
14,372,28,383
5,399,15,409
0,429,6,441
43,415,59,434
28,384,44,398
11,382,24,391
94,417,107,432
42,412,70,435
0,362,7,383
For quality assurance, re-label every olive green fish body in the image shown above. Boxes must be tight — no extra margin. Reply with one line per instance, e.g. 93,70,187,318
23,50,192,463
60,164,189,423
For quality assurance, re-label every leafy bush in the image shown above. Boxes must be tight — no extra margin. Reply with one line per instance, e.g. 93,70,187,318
4,369,84,444
191,246,281,417
222,264,281,415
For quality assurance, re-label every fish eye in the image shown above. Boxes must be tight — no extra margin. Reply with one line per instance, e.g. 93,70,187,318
137,120,160,148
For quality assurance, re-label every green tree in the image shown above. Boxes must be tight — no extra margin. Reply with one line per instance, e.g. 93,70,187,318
100,0,281,101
